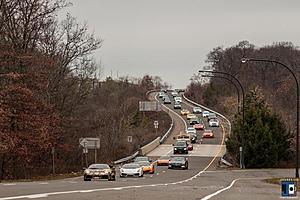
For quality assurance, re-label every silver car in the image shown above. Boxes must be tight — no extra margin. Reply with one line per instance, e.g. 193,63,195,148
84,164,116,181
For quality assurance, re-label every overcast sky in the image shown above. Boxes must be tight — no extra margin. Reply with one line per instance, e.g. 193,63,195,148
66,0,300,88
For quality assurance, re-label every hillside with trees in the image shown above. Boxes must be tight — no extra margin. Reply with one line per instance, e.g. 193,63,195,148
0,0,171,180
185,41,298,166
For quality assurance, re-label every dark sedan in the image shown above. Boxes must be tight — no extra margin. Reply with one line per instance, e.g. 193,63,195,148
168,157,188,170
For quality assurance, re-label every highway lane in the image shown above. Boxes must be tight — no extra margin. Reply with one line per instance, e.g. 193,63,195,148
0,91,225,200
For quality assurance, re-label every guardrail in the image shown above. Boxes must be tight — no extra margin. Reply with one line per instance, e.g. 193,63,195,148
113,151,139,165
182,94,231,135
112,90,173,165
139,137,161,155
160,117,174,144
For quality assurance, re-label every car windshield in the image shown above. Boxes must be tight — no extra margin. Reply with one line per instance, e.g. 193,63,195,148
137,161,150,166
204,130,212,133
176,141,186,146
122,164,140,169
134,157,148,162
170,157,184,162
159,156,170,160
210,119,218,122
187,128,195,131
88,164,110,169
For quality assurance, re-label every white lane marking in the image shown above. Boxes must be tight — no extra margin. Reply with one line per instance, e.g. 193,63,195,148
0,94,226,200
38,182,49,185
2,184,16,186
200,179,239,200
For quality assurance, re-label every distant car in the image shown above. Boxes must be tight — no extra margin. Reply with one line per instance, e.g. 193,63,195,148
120,163,143,177
202,111,210,118
158,92,165,98
137,161,155,174
193,107,202,113
173,140,188,154
181,109,190,115
163,96,171,104
168,157,188,170
194,123,205,130
208,113,217,122
157,156,170,166
202,130,214,138
187,142,193,151
190,133,197,143
171,91,179,97
134,156,150,163
189,117,200,125
186,127,196,134
84,164,116,181
160,88,167,93
174,102,182,109
209,118,219,127
186,113,197,120
174,96,182,103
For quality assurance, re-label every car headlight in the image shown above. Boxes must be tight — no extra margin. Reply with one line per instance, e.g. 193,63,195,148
184,148,187,150
120,169,124,173
174,148,177,150
84,169,90,174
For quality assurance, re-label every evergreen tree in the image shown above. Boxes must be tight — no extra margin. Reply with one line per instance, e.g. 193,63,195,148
226,88,291,168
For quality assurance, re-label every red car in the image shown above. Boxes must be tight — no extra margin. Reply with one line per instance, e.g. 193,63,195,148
187,143,193,151
194,123,204,130
202,130,214,138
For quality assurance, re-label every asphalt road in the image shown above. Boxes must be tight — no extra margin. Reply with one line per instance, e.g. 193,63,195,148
0,91,296,200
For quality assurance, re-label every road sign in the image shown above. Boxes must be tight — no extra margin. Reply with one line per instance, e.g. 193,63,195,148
79,137,100,149
281,178,297,197
139,101,161,111
128,136,133,143
83,148,88,154
154,120,159,129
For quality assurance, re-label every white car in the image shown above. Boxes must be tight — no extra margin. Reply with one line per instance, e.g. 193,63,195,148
174,96,182,103
171,91,179,97
158,92,165,98
120,163,143,177
202,111,210,118
186,127,197,134
209,119,220,127
193,107,202,113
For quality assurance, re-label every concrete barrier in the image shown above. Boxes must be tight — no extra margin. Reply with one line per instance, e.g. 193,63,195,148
139,137,161,156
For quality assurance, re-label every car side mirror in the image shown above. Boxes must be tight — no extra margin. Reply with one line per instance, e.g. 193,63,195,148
83,167,87,170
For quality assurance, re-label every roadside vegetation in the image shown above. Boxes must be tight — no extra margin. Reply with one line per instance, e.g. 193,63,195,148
185,41,298,167
0,0,171,180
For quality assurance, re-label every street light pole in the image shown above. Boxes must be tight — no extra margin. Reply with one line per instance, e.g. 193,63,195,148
201,74,241,113
241,58,299,178
199,70,245,168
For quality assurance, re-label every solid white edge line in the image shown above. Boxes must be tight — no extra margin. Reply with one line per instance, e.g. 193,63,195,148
201,179,239,200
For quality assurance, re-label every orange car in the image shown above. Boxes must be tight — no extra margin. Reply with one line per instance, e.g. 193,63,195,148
157,156,170,166
202,129,214,138
137,161,155,174
181,109,190,116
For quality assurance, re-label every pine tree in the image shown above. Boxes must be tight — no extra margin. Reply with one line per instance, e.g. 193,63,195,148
226,88,291,168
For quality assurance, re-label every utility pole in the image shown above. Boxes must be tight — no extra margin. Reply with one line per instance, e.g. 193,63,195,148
51,147,55,175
